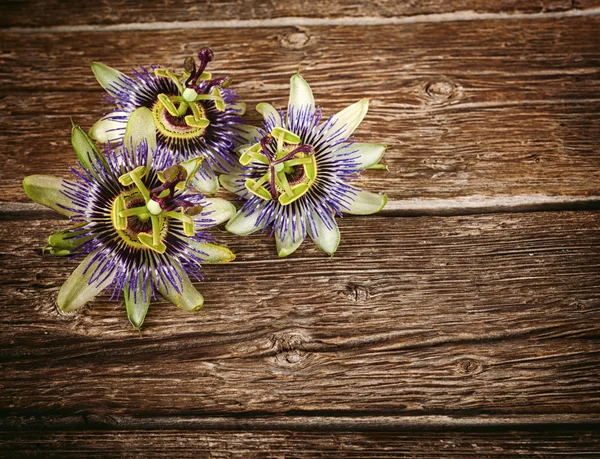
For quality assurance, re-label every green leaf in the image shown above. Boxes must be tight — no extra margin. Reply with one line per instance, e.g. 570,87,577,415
275,219,305,258
124,274,151,330
23,175,75,217
288,73,314,112
124,107,157,157
225,207,266,236
199,198,236,226
158,264,204,312
350,143,387,170
71,124,107,180
344,190,388,215
57,250,115,312
91,62,126,93
308,211,340,256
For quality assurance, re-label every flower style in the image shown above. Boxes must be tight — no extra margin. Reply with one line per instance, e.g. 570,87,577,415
89,48,245,194
23,108,236,330
220,74,388,257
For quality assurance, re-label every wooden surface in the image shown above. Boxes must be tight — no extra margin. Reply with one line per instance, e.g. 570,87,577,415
1,1,600,457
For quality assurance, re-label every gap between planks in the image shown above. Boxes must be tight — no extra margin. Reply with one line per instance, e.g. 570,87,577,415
3,7,600,34
2,195,600,220
3,413,600,432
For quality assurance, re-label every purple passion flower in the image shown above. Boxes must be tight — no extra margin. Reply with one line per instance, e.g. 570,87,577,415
89,48,245,194
220,74,388,258
23,108,236,330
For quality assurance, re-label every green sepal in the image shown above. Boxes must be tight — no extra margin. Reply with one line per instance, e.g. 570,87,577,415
91,62,126,92
23,175,75,217
187,241,235,264
124,107,157,158
124,274,151,330
158,264,204,312
44,224,92,256
71,124,107,180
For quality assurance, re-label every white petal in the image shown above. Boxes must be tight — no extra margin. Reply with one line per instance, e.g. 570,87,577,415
57,251,116,312
324,98,369,141
275,218,306,258
124,274,151,330
23,175,75,217
199,198,236,226
124,107,157,153
350,143,387,170
256,102,282,127
226,207,267,235
192,168,219,195
236,125,263,144
308,211,340,255
219,173,244,195
91,62,126,93
288,73,314,112
158,264,204,312
187,241,235,264
89,111,128,143
344,190,388,215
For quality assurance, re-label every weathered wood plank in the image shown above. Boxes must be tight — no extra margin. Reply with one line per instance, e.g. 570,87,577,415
1,18,599,209
2,0,599,28
1,429,600,458
1,212,599,419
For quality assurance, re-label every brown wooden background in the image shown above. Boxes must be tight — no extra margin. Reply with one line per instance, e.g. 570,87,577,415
1,1,600,457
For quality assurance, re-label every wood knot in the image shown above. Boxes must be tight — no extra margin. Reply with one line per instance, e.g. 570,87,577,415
270,331,309,367
423,79,460,105
280,31,311,49
345,283,371,302
456,358,484,376
82,412,118,427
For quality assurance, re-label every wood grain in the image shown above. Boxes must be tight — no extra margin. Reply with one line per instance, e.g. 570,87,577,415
1,17,599,210
1,211,599,421
2,0,599,29
1,429,600,458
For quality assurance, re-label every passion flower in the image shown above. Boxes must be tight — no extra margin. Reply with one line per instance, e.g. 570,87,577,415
89,48,245,194
23,108,236,329
220,74,387,257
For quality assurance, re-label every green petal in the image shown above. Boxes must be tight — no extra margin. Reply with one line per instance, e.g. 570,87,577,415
89,111,128,143
236,125,262,144
326,98,369,140
200,198,236,226
344,190,388,215
192,169,219,194
351,143,387,170
72,124,107,179
225,208,266,235
158,265,204,312
91,62,126,93
124,275,151,330
45,225,92,256
57,251,115,312
308,211,340,256
219,173,243,194
275,222,305,258
288,73,314,112
23,175,75,217
256,102,282,127
124,107,157,155
187,240,236,264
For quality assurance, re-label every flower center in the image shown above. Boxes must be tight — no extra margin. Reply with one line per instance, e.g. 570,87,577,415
240,128,317,206
110,160,203,254
152,97,208,140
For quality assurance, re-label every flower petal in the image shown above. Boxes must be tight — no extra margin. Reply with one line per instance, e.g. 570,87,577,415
219,173,243,195
308,211,340,256
350,143,387,170
275,218,305,258
158,265,204,312
325,98,369,140
188,241,236,264
91,62,126,93
124,275,151,330
192,168,219,194
57,250,116,312
288,73,314,112
23,175,75,217
199,198,236,226
226,207,267,235
236,125,263,144
256,102,282,128
344,190,388,215
124,106,157,154
89,111,128,143
71,124,107,179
